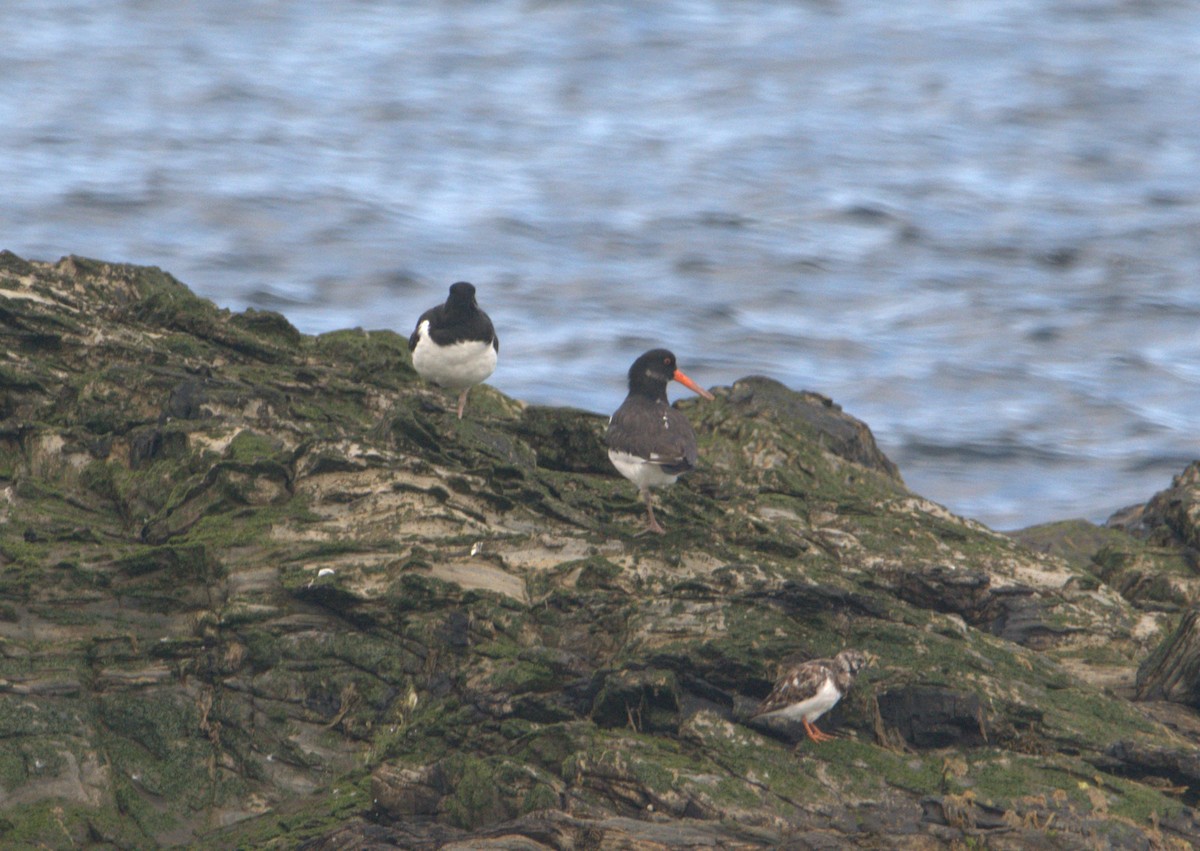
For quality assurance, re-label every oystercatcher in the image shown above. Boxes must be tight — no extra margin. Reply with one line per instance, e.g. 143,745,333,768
408,282,498,419
605,348,714,534
750,650,873,743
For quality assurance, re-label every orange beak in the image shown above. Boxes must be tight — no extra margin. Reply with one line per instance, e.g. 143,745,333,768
672,368,715,400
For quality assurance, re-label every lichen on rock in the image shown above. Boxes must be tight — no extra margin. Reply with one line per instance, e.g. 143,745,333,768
2,251,1199,847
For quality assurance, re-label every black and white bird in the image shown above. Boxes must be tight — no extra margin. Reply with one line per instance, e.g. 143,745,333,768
750,650,874,743
605,349,714,534
408,282,498,419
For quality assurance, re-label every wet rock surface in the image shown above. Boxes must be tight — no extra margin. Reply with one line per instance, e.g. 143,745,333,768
2,252,1200,847
875,685,988,749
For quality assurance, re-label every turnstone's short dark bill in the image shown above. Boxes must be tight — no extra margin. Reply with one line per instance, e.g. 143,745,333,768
751,650,873,743
605,348,714,534
408,282,498,419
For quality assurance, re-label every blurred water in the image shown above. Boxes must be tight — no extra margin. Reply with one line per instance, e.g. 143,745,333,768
3,0,1199,529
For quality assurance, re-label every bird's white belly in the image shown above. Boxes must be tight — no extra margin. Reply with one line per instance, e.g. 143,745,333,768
768,677,842,723
411,325,497,390
608,450,681,491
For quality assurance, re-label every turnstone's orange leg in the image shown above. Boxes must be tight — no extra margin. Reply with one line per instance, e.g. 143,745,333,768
803,719,836,742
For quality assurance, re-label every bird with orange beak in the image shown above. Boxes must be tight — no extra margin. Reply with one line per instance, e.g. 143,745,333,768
605,348,714,534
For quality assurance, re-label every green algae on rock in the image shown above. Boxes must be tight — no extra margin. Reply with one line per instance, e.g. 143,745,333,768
2,252,1200,847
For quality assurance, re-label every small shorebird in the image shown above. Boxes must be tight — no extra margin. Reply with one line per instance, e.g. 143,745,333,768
408,282,498,419
750,650,873,743
605,348,714,534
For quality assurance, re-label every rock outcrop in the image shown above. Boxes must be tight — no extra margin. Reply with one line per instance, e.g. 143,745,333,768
2,251,1200,847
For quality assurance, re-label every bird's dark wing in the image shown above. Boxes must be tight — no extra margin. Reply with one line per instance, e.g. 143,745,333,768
606,402,698,474
751,659,832,718
428,309,495,348
409,305,441,351
484,313,498,353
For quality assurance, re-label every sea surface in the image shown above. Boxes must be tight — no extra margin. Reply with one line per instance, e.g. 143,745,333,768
4,0,1199,530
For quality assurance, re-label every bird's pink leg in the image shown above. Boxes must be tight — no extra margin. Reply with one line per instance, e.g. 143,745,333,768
641,490,666,535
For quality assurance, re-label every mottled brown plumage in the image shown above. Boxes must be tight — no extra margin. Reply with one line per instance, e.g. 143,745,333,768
751,649,872,743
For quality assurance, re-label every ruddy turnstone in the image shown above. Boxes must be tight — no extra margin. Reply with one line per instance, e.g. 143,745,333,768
751,649,873,743
605,348,714,534
408,282,498,419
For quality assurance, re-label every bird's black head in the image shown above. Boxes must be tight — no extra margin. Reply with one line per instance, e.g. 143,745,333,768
628,348,678,393
626,349,715,402
446,281,479,312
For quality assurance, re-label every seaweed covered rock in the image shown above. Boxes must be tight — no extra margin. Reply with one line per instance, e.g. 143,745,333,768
1109,462,1200,556
2,252,1200,847
1136,607,1200,706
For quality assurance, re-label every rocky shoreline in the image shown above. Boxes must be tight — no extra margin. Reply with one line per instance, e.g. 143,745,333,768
2,251,1200,848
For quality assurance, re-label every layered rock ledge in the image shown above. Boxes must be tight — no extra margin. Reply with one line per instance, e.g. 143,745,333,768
2,252,1200,848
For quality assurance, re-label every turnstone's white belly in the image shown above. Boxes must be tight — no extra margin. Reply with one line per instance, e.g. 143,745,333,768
766,675,842,723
